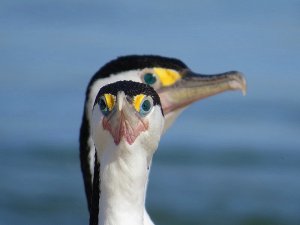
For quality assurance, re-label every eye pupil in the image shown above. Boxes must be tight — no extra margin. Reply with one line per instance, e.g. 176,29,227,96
142,100,151,111
144,73,156,85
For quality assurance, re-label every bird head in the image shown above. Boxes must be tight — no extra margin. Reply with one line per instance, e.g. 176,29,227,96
88,55,246,132
91,81,164,156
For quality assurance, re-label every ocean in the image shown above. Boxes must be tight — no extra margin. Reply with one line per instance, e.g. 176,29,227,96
1,0,300,224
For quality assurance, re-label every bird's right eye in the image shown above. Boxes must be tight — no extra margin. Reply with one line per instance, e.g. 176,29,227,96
143,73,157,85
99,96,109,116
98,94,116,116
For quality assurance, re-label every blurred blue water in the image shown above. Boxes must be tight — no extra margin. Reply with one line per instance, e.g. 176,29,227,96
1,0,300,224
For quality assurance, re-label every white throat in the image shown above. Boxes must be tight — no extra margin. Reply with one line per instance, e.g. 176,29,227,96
98,141,152,225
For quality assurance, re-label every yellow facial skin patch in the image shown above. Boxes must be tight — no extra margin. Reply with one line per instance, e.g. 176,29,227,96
133,94,145,112
153,68,181,86
104,93,115,111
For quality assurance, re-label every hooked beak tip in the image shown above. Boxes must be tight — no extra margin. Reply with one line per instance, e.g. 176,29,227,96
117,91,125,111
228,72,247,96
118,102,122,111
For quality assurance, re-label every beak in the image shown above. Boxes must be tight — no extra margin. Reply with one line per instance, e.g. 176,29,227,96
116,91,126,112
158,70,247,114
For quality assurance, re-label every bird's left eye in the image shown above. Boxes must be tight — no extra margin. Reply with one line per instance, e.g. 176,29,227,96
139,97,153,116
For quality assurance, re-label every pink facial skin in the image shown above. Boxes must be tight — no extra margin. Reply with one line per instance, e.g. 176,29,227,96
102,113,149,145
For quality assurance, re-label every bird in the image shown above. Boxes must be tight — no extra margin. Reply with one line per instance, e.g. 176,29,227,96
90,80,165,225
79,55,247,217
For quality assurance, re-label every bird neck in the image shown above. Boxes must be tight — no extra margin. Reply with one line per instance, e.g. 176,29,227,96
98,143,152,225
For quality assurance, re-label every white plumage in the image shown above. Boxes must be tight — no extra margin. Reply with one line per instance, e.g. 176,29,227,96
91,81,164,224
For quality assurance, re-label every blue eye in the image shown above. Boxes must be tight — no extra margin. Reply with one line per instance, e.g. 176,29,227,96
144,73,157,85
139,98,153,116
99,96,109,116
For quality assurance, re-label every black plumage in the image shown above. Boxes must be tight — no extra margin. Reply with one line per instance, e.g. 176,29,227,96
94,80,161,109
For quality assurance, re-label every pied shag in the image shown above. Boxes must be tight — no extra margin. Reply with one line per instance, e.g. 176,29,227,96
90,81,164,225
80,55,247,215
